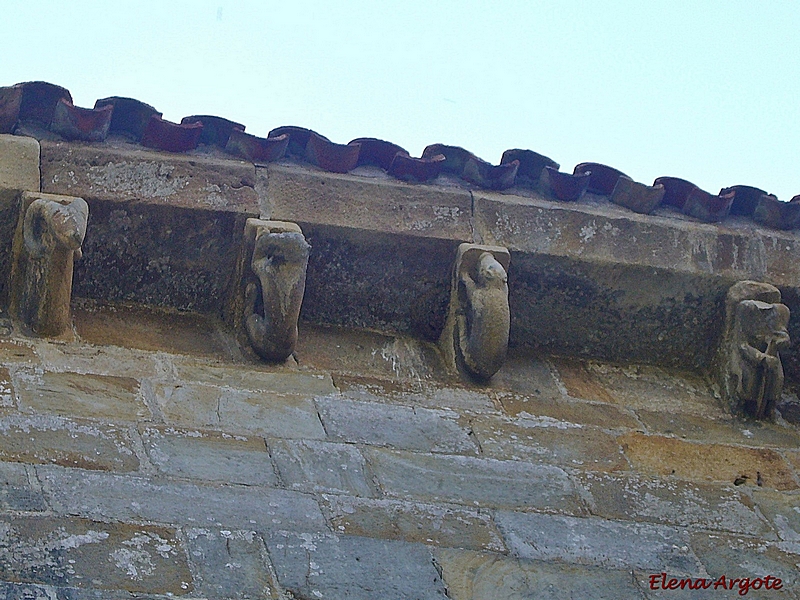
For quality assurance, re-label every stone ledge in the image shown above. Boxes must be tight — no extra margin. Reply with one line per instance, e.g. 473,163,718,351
265,162,473,240
40,140,258,213
475,189,800,287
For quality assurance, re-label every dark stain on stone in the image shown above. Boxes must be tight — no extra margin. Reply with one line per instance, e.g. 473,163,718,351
777,286,800,384
507,254,726,370
299,224,454,341
0,191,21,309
73,199,245,315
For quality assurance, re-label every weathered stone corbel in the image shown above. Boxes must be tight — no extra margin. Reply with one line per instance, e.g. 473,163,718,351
242,219,310,361
10,192,88,337
440,243,510,381
718,281,791,419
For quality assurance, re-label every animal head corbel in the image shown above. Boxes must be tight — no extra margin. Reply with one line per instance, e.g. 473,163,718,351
23,197,88,260
442,243,511,381
242,218,310,362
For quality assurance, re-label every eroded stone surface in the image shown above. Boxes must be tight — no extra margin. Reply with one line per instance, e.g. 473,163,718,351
316,396,476,454
264,531,448,600
336,375,497,414
636,408,800,448
689,532,800,596
38,465,326,531
619,432,798,491
471,415,629,471
366,448,585,513
0,367,13,408
552,358,619,403
30,341,157,380
0,515,193,595
751,488,800,546
475,188,800,286
40,141,257,212
297,325,443,382
0,339,37,364
322,495,506,552
484,353,563,398
301,225,458,342
496,511,702,575
184,528,283,599
787,450,800,476
173,363,335,395
583,362,720,417
495,389,641,429
140,426,276,486
580,472,769,535
269,438,374,496
0,415,138,472
220,391,326,440
436,548,646,600
74,302,241,360
17,371,144,421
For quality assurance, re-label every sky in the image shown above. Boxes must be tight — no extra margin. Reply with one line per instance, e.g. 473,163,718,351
3,1,800,199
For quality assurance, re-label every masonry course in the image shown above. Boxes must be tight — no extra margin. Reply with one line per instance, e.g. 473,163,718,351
0,329,797,597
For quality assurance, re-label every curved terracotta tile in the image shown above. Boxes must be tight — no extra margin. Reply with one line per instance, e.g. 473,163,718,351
269,126,326,159
753,194,800,230
683,188,735,222
95,97,162,142
501,149,559,185
720,185,770,217
541,167,591,201
573,162,628,195
422,144,474,176
350,138,408,170
17,81,72,127
182,115,245,148
305,133,360,173
611,177,665,215
463,156,519,190
225,130,289,163
387,153,445,183
654,177,696,210
0,84,23,133
50,99,113,142
141,115,203,152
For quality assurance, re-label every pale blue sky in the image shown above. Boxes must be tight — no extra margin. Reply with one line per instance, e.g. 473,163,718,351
3,1,800,199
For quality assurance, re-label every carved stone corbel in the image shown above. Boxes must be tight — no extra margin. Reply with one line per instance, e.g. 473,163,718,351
10,192,88,337
718,281,791,419
242,219,310,361
440,243,510,381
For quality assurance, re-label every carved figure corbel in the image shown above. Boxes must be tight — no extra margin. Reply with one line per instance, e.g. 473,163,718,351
719,281,791,419
440,243,510,381
242,219,310,361
10,192,88,337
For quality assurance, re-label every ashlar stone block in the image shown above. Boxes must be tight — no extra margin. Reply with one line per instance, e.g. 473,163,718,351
0,133,39,192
